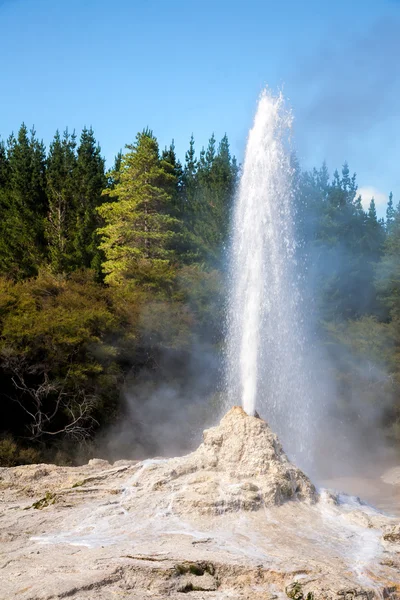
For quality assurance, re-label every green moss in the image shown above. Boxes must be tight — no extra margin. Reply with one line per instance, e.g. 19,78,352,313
25,491,56,510
189,564,204,576
0,436,40,467
72,480,85,488
174,562,214,577
286,582,314,600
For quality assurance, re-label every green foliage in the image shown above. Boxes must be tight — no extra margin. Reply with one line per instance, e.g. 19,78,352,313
73,127,106,273
0,270,121,442
177,265,225,342
286,582,314,600
98,131,180,287
386,192,395,233
298,162,385,320
0,435,40,467
1,118,400,461
182,133,238,263
72,480,85,488
46,129,77,273
0,125,47,278
28,491,56,510
174,562,214,577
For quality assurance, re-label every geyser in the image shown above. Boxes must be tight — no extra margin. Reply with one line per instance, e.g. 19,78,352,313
227,90,313,465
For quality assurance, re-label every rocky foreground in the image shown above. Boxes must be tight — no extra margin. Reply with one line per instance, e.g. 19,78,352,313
1,407,400,599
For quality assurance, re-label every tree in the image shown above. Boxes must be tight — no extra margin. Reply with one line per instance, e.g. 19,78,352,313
98,130,180,288
161,140,184,214
182,134,197,215
46,129,77,272
73,127,106,271
8,125,47,224
186,133,238,262
205,132,216,169
386,192,395,233
364,197,385,264
0,125,48,279
0,271,120,443
301,162,383,320
0,140,9,189
377,201,400,320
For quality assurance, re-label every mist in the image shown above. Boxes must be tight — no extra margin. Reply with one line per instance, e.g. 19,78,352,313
101,342,222,462
98,91,400,497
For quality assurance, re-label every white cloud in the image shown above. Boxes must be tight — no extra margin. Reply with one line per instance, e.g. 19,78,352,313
357,186,388,212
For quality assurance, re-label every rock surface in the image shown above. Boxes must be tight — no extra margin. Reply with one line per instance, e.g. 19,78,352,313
0,407,399,599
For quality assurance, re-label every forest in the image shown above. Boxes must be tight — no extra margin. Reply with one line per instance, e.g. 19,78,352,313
0,123,399,465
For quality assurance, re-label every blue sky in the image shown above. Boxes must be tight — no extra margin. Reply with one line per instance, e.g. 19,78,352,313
1,0,399,216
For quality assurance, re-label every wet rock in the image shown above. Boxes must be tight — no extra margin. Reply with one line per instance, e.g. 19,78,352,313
88,458,110,468
383,523,400,543
0,408,400,599
137,406,317,515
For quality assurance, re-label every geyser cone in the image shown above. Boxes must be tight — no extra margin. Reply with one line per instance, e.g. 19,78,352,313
126,406,318,514
3,409,400,599
226,90,313,467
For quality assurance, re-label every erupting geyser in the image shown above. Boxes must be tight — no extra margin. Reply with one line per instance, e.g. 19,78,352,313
227,90,312,465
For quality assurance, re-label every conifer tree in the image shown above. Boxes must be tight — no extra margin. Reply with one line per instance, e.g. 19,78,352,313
0,124,48,278
98,131,179,287
205,133,216,170
192,134,237,259
73,127,106,271
161,140,184,214
112,151,123,179
368,198,377,222
386,192,395,233
365,198,385,259
182,135,197,213
376,200,400,321
0,140,9,189
46,129,77,272
29,128,47,223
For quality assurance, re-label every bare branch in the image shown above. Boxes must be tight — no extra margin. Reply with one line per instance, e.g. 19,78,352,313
3,354,97,442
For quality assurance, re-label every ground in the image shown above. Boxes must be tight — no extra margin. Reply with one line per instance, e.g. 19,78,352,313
1,408,400,599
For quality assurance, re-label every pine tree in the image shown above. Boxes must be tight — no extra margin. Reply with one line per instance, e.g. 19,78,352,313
0,124,48,278
311,162,381,319
46,129,77,272
98,131,180,287
8,124,32,203
161,140,184,214
377,200,400,321
205,133,216,170
365,198,385,258
73,127,106,271
112,151,123,179
186,133,238,262
209,134,237,244
182,135,197,213
29,127,47,223
184,135,197,180
0,140,9,189
368,198,377,222
386,192,395,233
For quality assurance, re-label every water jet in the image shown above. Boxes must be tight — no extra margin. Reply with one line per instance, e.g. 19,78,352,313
227,89,313,467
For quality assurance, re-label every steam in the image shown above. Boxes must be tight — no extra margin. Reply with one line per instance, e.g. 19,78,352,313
102,92,397,491
103,343,220,462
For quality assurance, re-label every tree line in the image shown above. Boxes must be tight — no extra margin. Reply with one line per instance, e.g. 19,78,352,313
0,122,399,465
295,160,400,444
0,124,237,464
